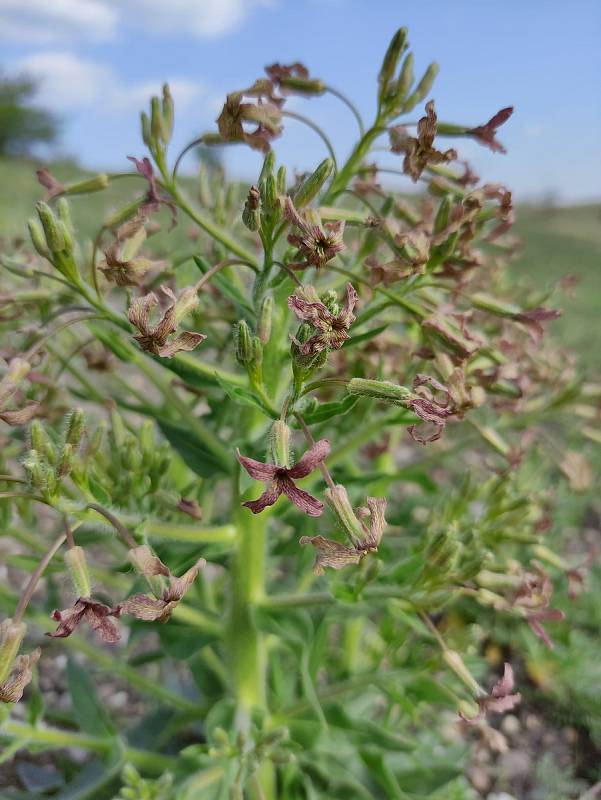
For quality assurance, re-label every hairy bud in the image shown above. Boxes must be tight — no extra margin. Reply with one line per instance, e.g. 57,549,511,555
293,158,334,209
0,620,27,684
269,420,291,468
64,546,92,599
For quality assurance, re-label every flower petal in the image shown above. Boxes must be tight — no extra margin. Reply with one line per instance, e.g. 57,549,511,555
0,649,41,704
337,283,358,328
236,449,278,480
167,558,206,601
299,535,361,575
120,594,173,622
280,476,324,516
128,292,158,336
288,438,330,479
157,331,206,358
242,481,282,514
287,294,334,330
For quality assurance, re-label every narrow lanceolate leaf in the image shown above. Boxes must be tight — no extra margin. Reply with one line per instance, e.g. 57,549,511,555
157,418,230,477
342,324,389,348
294,395,359,425
213,374,278,418
193,256,255,317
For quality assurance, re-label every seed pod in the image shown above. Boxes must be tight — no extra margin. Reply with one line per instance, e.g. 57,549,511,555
36,202,64,253
402,62,440,112
235,320,253,365
378,27,408,106
325,484,365,546
293,158,334,209
65,408,85,448
27,218,50,258
257,296,273,344
0,619,27,684
347,378,412,405
64,546,92,598
270,420,291,468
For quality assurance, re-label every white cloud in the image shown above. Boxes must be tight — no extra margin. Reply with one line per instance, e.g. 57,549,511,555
16,51,205,113
0,0,275,43
0,0,117,43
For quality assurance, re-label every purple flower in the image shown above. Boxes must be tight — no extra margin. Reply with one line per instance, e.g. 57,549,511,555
460,663,522,723
128,285,206,359
407,374,457,444
514,566,565,649
284,197,345,270
468,107,513,154
390,101,457,182
236,439,331,516
288,283,358,356
47,598,121,644
127,156,177,227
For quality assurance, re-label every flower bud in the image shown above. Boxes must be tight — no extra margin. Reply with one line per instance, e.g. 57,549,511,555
235,320,253,365
36,202,64,253
458,699,480,720
347,378,412,406
378,27,408,106
443,649,484,697
242,186,261,231
140,111,152,147
260,174,278,215
65,408,85,448
280,76,326,95
470,293,521,318
151,95,167,144
56,443,73,478
27,218,50,258
391,52,414,110
269,420,291,468
259,151,276,184
402,62,439,112
325,484,365,546
162,84,174,141
258,296,273,344
0,619,27,684
276,165,287,195
64,174,109,196
64,546,91,598
433,196,452,234
293,158,334,209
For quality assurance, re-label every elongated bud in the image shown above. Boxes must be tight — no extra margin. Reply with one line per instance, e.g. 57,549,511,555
104,199,141,229
55,219,73,253
378,27,408,105
476,570,522,591
476,425,510,457
242,185,261,231
65,408,85,448
29,420,47,455
258,296,273,344
64,175,109,197
403,62,439,112
28,218,50,258
348,378,412,405
198,163,212,207
235,320,253,365
260,174,278,214
270,420,291,468
434,196,452,234
470,293,521,318
279,76,326,95
293,158,334,209
391,52,414,109
425,530,458,570
56,198,73,233
172,287,199,325
276,165,287,195
259,151,276,184
56,443,73,478
141,111,152,147
150,95,167,144
325,484,365,546
87,421,106,458
64,546,91,598
0,620,27,684
162,84,174,140
36,202,64,252
443,649,484,697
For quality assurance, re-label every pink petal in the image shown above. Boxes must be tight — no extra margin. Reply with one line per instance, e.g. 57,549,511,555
242,481,282,514
491,662,515,697
288,438,331,479
287,295,334,330
236,449,278,480
280,476,324,516
337,283,358,328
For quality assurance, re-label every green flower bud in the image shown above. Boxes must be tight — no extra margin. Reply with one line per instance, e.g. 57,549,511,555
162,84,174,140
257,296,273,344
235,320,253,365
390,52,414,110
433,195,452,234
0,619,27,684
65,408,85,448
104,200,141,229
56,443,73,478
269,420,291,468
64,175,109,196
259,151,276,184
242,186,261,231
36,202,64,253
64,546,91,598
378,27,408,106
347,378,412,406
279,77,326,95
140,111,152,147
402,62,439,112
27,218,50,258
325,484,365,546
276,165,287,195
150,95,167,144
293,158,334,209
260,174,278,215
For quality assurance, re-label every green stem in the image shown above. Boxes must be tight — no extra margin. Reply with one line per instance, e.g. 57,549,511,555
1,722,175,773
323,122,386,202
281,110,338,171
144,520,237,544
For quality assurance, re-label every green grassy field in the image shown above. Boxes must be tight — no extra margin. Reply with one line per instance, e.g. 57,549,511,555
1,157,599,362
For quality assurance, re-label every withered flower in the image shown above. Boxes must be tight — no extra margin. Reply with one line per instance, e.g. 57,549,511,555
177,497,203,520
468,107,513,153
264,62,325,95
128,285,206,358
99,217,156,287
460,663,521,723
217,81,283,153
0,649,41,704
0,358,39,426
288,282,358,356
47,598,121,643
390,101,457,182
127,156,177,227
407,373,457,444
120,546,206,623
512,307,562,341
284,197,345,269
366,229,431,285
237,439,330,516
36,168,65,200
514,565,565,649
301,495,387,574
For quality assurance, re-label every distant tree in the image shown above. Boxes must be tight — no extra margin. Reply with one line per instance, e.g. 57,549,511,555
0,74,58,157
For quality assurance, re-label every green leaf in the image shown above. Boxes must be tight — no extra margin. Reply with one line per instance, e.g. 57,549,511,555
87,323,135,362
295,395,359,425
157,418,229,477
213,373,277,418
66,657,114,738
193,255,255,317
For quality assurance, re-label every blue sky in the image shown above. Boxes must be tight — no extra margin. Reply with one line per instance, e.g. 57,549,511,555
2,0,600,202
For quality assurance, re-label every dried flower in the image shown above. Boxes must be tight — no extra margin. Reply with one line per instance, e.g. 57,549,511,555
216,82,283,153
468,107,513,153
390,101,457,182
301,495,387,574
284,197,345,269
459,663,521,723
47,598,121,643
36,168,65,200
265,62,325,95
513,566,565,649
127,156,177,226
288,283,357,356
0,358,39,426
120,546,206,623
407,374,456,444
128,285,206,358
237,438,330,516
99,217,156,287
0,649,41,704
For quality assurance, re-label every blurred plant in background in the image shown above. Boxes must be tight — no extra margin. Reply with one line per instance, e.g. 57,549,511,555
0,73,58,157
0,25,598,800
